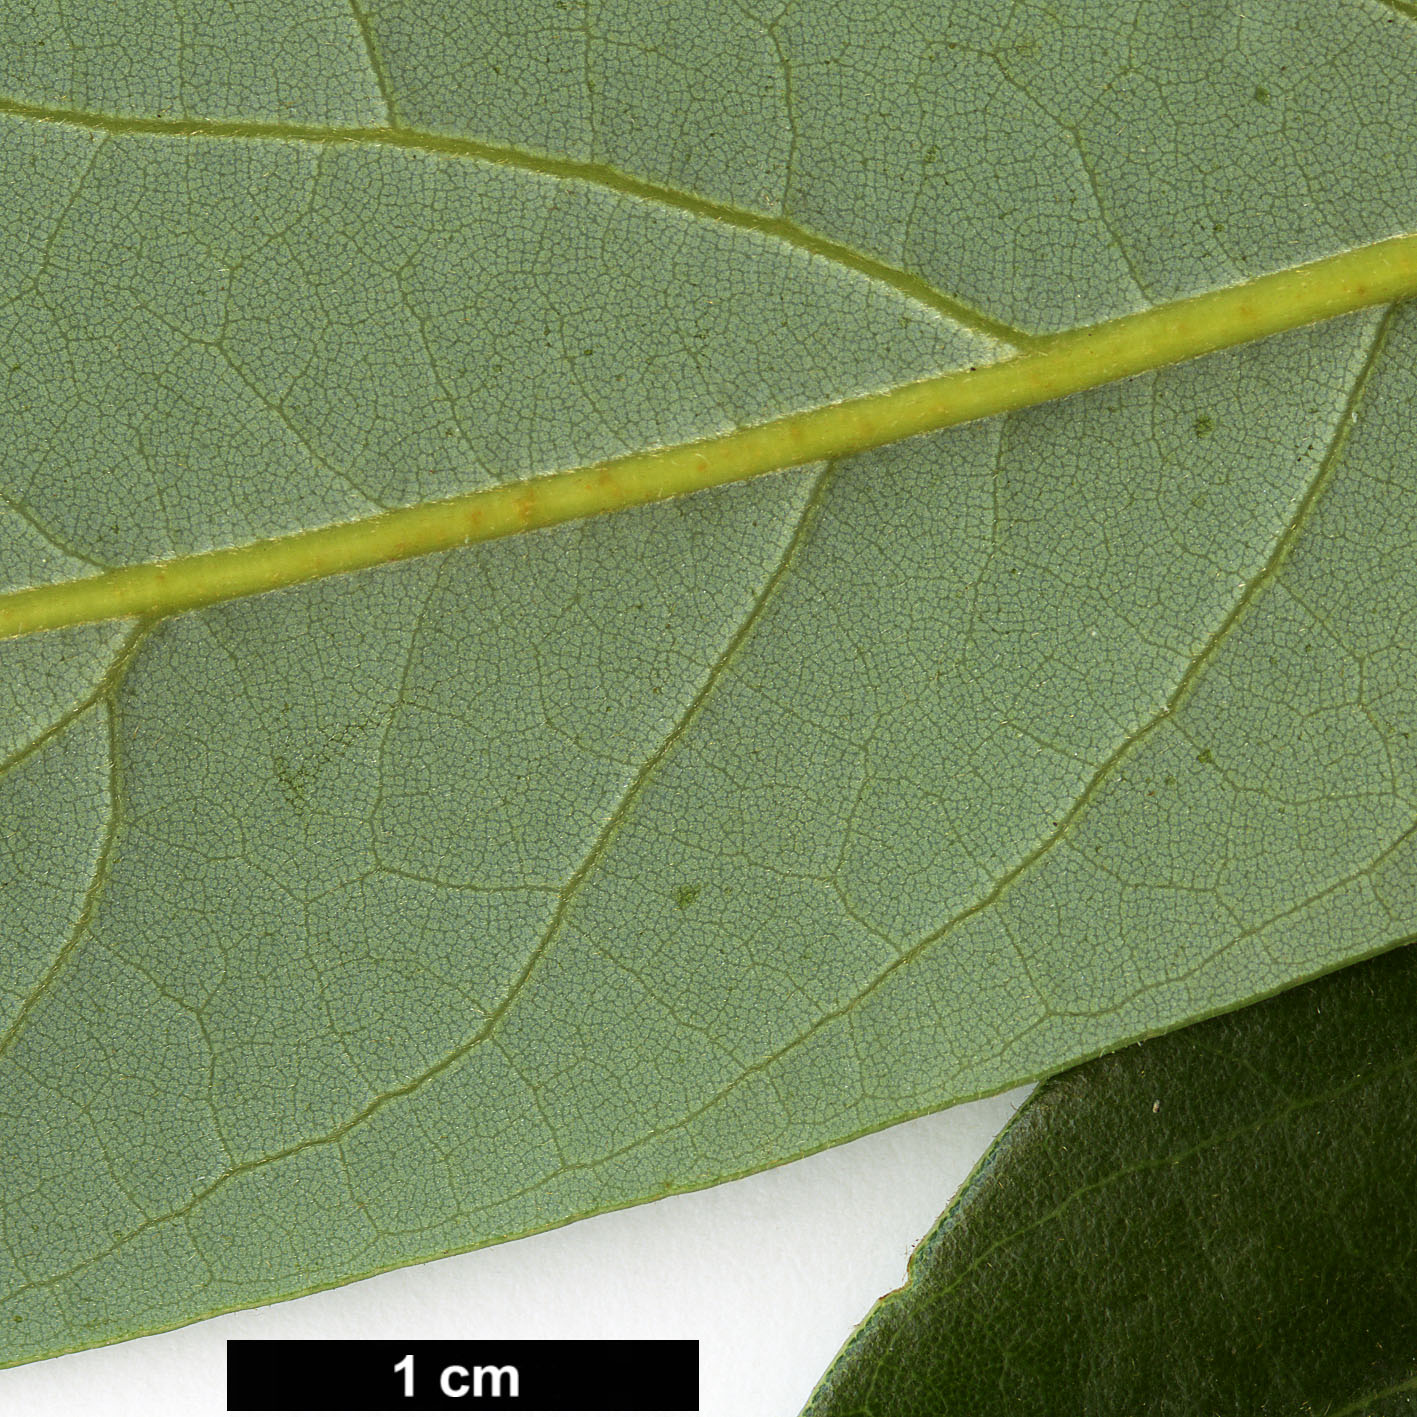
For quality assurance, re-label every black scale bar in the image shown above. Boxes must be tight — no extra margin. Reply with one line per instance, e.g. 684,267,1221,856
227,1339,699,1412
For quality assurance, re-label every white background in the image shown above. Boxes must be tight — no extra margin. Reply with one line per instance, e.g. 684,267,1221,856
4,1088,1028,1417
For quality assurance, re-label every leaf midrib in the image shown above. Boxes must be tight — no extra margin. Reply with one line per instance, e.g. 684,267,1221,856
2,223,1415,641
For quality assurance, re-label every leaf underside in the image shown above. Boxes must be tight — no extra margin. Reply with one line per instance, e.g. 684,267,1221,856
803,942,1417,1417
2,0,1416,1366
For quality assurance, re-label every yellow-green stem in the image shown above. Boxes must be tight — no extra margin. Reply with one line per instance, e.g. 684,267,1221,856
3,232,1416,640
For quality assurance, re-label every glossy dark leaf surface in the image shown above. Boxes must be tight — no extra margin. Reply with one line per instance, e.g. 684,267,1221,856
804,946,1417,1417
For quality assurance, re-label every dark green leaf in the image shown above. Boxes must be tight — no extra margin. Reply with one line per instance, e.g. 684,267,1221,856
804,946,1417,1417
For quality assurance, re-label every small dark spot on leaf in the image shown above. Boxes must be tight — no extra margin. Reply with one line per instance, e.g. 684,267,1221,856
674,884,702,910
1193,415,1214,437
272,752,304,808
1252,85,1271,104
1196,748,1215,766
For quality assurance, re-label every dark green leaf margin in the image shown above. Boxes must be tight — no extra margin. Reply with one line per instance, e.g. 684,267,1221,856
804,945,1417,1417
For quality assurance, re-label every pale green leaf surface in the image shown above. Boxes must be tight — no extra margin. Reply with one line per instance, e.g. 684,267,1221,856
1,0,1416,1365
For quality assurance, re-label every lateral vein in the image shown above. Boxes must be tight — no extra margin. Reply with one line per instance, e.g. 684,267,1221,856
0,93,1022,343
